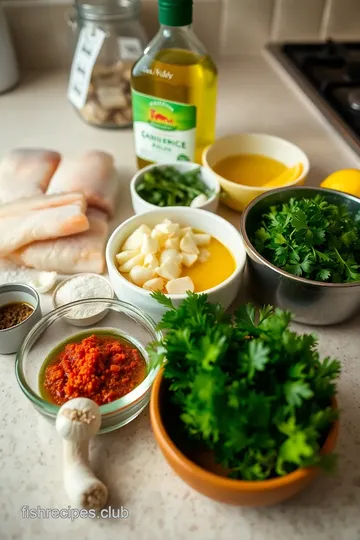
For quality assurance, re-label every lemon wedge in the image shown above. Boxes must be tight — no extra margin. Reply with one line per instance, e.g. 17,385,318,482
263,162,303,189
320,169,360,198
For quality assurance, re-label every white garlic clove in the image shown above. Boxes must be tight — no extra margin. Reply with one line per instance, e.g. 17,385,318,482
198,249,210,263
164,236,180,250
115,250,140,265
143,277,165,291
155,220,180,237
155,260,181,281
166,276,195,294
179,227,193,237
119,253,145,272
144,253,159,269
151,228,168,248
190,194,208,208
182,252,198,268
180,232,199,255
122,225,152,251
141,233,159,254
160,248,183,265
193,233,211,246
130,265,155,287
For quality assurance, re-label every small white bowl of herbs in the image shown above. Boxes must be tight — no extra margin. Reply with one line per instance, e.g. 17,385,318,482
130,162,220,215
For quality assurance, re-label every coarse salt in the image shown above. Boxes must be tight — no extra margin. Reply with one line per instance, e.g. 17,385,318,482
55,274,113,319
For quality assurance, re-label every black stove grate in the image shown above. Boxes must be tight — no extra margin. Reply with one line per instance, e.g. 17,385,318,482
282,40,360,140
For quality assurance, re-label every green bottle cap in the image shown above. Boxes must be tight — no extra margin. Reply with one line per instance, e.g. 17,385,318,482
158,0,193,26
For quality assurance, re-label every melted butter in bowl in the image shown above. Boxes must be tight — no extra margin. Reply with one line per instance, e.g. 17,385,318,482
117,221,236,295
212,154,287,187
106,207,247,322
184,235,236,292
202,134,310,212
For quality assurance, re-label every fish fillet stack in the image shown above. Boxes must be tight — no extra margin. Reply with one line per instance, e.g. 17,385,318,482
0,149,117,275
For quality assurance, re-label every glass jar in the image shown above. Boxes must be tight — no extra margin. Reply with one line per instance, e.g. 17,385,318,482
68,0,147,129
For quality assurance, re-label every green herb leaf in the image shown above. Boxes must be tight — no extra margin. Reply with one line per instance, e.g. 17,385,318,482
284,380,314,407
150,293,340,481
279,431,314,466
150,291,175,310
291,209,307,230
251,194,360,283
244,340,270,379
135,166,211,207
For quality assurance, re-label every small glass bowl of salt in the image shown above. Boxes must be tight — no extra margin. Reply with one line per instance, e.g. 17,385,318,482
52,274,114,327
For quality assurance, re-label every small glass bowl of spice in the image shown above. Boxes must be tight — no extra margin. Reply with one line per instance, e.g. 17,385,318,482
15,298,162,432
52,273,114,327
0,283,42,354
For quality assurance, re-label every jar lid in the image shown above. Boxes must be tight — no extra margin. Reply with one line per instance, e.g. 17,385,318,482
76,0,140,21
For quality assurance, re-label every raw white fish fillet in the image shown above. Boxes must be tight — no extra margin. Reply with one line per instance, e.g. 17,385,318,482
10,209,109,274
0,203,89,256
46,150,118,216
0,149,61,204
0,260,57,293
0,192,86,218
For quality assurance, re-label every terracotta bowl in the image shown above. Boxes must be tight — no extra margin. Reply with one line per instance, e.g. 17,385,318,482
150,370,339,507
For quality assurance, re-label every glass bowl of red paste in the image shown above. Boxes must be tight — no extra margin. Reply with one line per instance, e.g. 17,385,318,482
15,298,163,433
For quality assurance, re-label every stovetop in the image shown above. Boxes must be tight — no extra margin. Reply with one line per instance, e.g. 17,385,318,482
266,40,360,156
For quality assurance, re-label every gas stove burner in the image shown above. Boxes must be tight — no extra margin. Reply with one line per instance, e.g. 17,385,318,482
348,89,360,112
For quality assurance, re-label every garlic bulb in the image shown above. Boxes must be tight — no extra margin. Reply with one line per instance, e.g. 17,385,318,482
56,398,108,511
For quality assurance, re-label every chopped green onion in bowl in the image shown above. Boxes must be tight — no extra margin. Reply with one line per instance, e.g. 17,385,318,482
135,166,213,207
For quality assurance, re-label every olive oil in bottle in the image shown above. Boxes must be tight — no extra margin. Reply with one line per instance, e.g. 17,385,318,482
131,0,217,168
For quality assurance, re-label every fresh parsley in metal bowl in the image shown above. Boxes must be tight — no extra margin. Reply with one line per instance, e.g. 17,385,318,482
240,186,360,325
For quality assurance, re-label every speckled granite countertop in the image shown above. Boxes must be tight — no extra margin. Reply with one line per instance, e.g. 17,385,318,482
0,58,360,540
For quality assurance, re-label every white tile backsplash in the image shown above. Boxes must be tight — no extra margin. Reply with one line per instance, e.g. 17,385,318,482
272,0,326,42
3,0,360,67
324,0,360,40
220,0,275,55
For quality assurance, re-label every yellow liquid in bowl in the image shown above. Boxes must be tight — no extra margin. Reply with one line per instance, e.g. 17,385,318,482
120,236,236,293
186,237,235,292
213,154,287,187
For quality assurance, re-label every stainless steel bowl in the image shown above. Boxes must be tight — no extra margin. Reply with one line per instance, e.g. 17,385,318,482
0,283,42,354
240,186,360,325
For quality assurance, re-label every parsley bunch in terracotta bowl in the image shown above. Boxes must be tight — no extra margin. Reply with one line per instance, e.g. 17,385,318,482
149,292,340,506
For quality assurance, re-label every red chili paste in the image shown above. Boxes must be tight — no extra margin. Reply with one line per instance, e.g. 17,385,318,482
43,334,146,406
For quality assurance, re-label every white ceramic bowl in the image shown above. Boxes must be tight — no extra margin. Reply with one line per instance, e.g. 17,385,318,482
106,208,246,322
52,273,114,327
202,133,310,212
130,162,220,215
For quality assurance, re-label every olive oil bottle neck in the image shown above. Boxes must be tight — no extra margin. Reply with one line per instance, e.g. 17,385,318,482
158,0,193,27
150,23,208,58
160,24,193,34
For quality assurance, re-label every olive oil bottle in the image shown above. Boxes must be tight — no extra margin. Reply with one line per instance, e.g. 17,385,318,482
131,0,217,168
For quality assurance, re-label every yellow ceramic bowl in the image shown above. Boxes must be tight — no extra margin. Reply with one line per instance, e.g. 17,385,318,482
202,134,310,212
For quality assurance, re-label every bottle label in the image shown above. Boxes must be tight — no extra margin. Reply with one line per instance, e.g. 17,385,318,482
132,90,197,163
